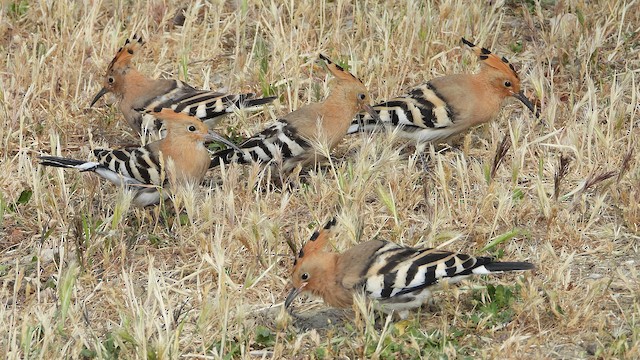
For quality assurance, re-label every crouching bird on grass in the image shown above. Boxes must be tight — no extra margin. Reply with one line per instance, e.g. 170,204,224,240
347,37,539,143
209,54,380,173
285,219,535,320
39,109,240,207
90,35,276,140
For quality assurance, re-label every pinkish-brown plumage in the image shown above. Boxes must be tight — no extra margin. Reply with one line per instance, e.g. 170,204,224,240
347,37,538,142
210,54,380,173
91,35,275,139
286,219,534,319
39,109,237,207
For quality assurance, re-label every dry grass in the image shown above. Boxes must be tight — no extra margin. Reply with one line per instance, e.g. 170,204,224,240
1,0,639,358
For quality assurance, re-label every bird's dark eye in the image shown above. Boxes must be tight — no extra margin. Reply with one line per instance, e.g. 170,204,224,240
188,125,197,132
108,76,115,84
301,273,309,281
357,93,366,100
504,81,512,87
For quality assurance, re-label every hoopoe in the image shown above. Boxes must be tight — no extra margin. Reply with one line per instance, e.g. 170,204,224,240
346,38,538,143
285,219,534,320
209,54,379,173
39,109,239,207
90,35,276,138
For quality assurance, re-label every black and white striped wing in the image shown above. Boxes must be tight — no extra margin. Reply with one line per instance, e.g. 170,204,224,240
362,241,531,300
171,92,275,122
141,80,275,130
210,119,309,167
347,83,458,142
39,156,141,187
93,147,163,186
39,152,165,207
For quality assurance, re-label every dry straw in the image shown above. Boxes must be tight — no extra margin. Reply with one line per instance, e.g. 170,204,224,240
1,0,638,358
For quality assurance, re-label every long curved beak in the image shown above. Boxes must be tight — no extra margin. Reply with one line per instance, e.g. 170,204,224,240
284,284,305,309
205,131,242,152
512,91,539,118
361,103,381,122
90,87,109,107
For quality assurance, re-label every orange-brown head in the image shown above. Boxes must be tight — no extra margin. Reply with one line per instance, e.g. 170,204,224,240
285,218,340,308
461,38,538,117
90,35,145,107
149,108,240,151
319,54,380,121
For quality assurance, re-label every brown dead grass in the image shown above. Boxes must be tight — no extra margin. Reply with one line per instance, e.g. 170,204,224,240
1,0,639,359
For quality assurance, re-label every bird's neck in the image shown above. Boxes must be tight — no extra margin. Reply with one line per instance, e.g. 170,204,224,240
316,89,360,144
120,70,174,103
313,253,354,308
473,72,508,120
157,135,210,185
